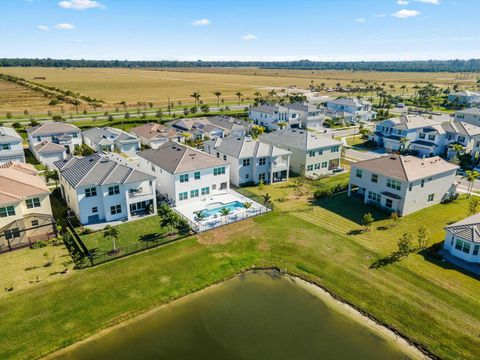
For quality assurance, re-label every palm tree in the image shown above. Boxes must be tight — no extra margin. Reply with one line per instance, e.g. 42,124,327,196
465,170,480,197
449,143,465,161
277,122,288,130
213,91,222,107
219,207,231,223
242,202,252,212
103,225,120,253
235,91,243,105
400,85,407,97
399,137,409,152
254,91,262,98
190,91,201,107
194,210,207,221
262,193,272,207
44,168,59,189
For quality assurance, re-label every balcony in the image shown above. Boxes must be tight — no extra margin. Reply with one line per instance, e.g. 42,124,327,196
128,187,154,198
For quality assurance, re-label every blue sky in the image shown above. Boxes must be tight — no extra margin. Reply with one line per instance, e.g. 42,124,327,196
0,0,479,61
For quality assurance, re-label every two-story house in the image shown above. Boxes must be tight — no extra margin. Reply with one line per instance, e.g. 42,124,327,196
204,135,291,186
326,97,377,122
455,107,480,127
0,127,25,164
0,161,55,252
129,123,184,149
443,213,480,264
260,128,342,179
27,122,82,164
348,155,458,216
285,103,325,129
248,104,302,131
54,153,157,225
137,142,230,206
448,90,480,108
82,127,141,155
167,116,250,141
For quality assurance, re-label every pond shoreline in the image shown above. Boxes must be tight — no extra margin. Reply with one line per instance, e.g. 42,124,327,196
44,267,435,360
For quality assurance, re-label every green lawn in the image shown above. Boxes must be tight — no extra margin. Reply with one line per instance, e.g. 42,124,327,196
0,180,479,360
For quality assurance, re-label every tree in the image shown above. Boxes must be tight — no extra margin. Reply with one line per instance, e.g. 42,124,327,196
464,170,480,197
190,106,198,115
397,233,413,258
200,104,209,113
399,137,409,152
44,168,59,188
467,197,480,216
190,91,201,107
183,107,189,116
12,122,22,129
449,143,464,163
6,112,13,119
23,109,29,116
389,212,400,227
219,207,231,222
277,122,288,130
362,212,374,232
235,91,243,105
156,109,163,123
194,210,206,221
242,202,252,212
262,193,272,207
124,112,130,120
416,226,430,250
251,124,265,139
103,225,120,253
213,91,222,107
159,205,184,236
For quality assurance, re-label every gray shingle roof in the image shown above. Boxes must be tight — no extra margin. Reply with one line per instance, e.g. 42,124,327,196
54,153,154,188
260,128,342,150
445,213,480,243
205,135,290,159
33,141,67,154
137,141,228,174
82,127,139,145
0,127,22,143
27,122,81,136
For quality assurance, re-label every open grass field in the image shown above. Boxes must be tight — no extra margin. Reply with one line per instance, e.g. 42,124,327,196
0,177,479,360
0,79,58,114
1,67,478,115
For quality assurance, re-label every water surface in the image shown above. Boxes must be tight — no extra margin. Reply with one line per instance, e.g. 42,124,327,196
55,272,413,360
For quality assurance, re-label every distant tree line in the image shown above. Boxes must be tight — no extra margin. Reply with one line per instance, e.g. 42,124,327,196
0,58,479,72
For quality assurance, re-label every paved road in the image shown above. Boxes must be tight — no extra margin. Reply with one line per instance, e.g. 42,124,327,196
456,175,480,194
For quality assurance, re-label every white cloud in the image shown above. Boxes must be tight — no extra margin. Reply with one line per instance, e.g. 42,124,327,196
392,9,421,18
55,23,76,30
397,0,409,5
355,18,365,23
415,0,440,4
37,25,49,31
191,19,211,26
241,34,257,40
58,0,105,10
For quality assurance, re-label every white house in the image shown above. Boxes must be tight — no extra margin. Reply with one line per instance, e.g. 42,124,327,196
27,122,82,156
0,161,55,252
137,142,230,206
448,90,480,107
326,97,377,122
32,141,67,168
167,116,250,141
348,155,458,216
285,103,325,129
204,135,291,186
54,153,157,225
443,214,480,264
248,104,302,130
82,127,141,155
129,123,184,149
260,128,342,178
0,127,25,164
455,107,480,127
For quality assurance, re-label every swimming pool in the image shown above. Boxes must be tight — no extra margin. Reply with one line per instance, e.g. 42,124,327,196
202,201,244,217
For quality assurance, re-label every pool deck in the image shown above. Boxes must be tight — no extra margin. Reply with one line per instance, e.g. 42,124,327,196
174,190,268,231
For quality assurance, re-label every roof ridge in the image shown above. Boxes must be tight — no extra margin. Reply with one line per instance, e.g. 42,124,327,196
75,154,102,185
0,172,48,193
172,144,189,173
0,189,22,200
99,161,119,185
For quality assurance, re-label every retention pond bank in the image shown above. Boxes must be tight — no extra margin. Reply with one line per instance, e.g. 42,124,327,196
49,271,428,360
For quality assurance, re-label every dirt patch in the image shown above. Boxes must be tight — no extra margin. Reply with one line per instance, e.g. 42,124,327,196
257,241,270,252
197,219,258,245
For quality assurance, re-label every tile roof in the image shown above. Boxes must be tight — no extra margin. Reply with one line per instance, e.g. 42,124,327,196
129,123,182,140
445,213,480,243
82,127,139,145
33,141,67,154
137,141,228,174
456,107,480,116
205,135,291,159
0,127,22,143
54,153,154,188
260,128,342,150
352,154,458,182
327,97,371,107
27,122,80,136
0,161,49,206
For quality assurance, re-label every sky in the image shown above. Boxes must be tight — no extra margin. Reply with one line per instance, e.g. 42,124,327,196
0,0,479,61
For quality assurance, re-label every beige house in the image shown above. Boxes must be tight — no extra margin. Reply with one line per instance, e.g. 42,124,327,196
0,162,55,252
348,155,458,216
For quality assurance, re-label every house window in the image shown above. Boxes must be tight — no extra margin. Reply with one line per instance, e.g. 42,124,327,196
31,220,39,227
371,174,378,183
190,189,199,198
72,133,78,138
387,178,401,191
385,198,393,208
409,183,412,191
331,146,339,153
309,151,315,157
455,239,471,254
110,205,122,215
0,143,11,151
151,164,155,172
458,136,466,143
314,163,321,170
26,198,41,209
428,135,435,141
307,165,314,171
356,169,362,178
259,158,266,166
318,149,324,155
223,155,227,161
4,228,21,240
179,192,188,201
321,161,328,168
258,173,266,182
367,191,381,203
108,185,120,196
216,152,220,158
92,207,98,214
419,133,426,139
36,136,41,142
212,184,217,190
473,244,479,256
421,180,425,188
201,187,209,195
427,194,434,202
213,167,226,176
243,159,251,166
179,174,189,183
194,171,201,180
85,187,97,198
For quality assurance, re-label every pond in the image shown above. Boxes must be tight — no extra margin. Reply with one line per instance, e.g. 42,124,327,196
52,271,417,360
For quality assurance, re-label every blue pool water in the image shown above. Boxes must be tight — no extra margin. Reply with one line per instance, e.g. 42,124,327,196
203,201,244,217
